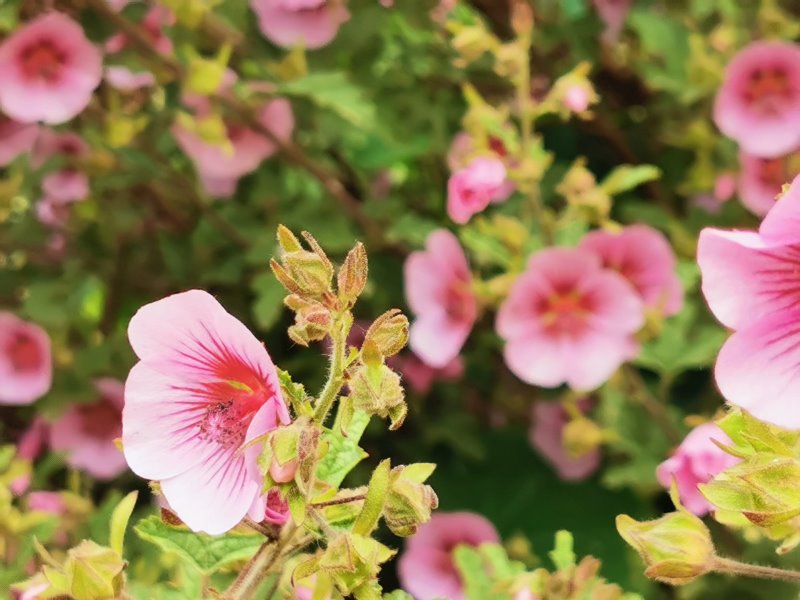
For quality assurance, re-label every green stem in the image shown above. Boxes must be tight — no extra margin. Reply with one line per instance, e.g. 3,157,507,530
314,313,349,423
713,556,800,584
623,366,682,445
221,541,275,600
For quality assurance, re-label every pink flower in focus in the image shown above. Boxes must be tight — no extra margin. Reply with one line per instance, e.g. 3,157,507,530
0,13,102,124
49,379,127,480
529,400,600,482
697,175,800,427
592,0,631,42
579,225,683,316
0,116,38,166
656,423,739,516
106,6,174,55
713,42,800,158
404,230,477,369
497,248,644,391
0,313,52,405
398,511,500,600
123,290,290,534
397,353,464,395
447,158,509,224
250,0,350,50
738,150,800,216
104,66,156,91
173,99,294,198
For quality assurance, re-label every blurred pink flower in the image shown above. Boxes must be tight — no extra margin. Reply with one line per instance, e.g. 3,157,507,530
592,0,631,42
529,400,600,482
698,175,800,427
250,0,350,50
27,491,66,515
656,423,739,516
173,99,294,198
0,116,38,166
579,225,683,316
715,172,737,202
497,248,643,391
123,290,290,534
104,66,156,91
0,13,102,124
564,85,590,113
36,196,75,229
397,353,464,395
738,150,800,216
398,511,500,600
404,230,477,369
106,6,174,55
713,41,800,158
31,130,89,167
49,378,127,480
41,169,89,203
0,313,52,405
10,418,49,496
447,157,509,224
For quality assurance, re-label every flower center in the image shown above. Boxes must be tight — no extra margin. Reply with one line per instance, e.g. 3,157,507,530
744,66,793,114
444,282,474,323
540,291,589,336
757,153,800,188
78,401,122,439
6,332,43,373
19,40,65,82
488,136,507,157
196,382,273,449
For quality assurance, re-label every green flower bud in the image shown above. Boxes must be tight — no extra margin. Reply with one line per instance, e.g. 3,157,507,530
384,463,439,537
338,242,368,306
363,309,409,358
63,540,126,600
348,365,407,430
272,226,334,298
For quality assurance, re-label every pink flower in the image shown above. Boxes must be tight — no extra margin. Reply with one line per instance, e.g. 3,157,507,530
397,353,464,395
263,488,290,525
122,290,290,534
173,98,294,198
0,313,52,405
0,116,38,166
404,230,477,369
579,225,683,316
250,0,350,50
529,400,600,481
497,248,644,391
104,66,156,91
564,85,591,113
106,6,174,55
31,130,89,167
592,0,631,42
49,379,127,480
18,417,49,461
27,491,67,515
738,150,800,215
447,158,509,224
397,511,500,600
0,13,102,124
656,423,739,516
41,170,89,203
697,175,800,427
713,41,800,158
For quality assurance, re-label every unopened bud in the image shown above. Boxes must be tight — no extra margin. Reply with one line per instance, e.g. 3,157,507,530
510,0,534,37
349,365,407,430
284,295,333,346
272,226,334,298
562,417,604,458
338,242,368,306
450,25,497,63
64,540,126,599
363,309,409,358
617,512,714,585
384,464,439,537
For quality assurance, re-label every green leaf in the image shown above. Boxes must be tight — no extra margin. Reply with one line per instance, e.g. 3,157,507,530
600,165,661,196
134,516,262,574
317,409,371,488
278,72,376,130
383,591,414,600
353,459,391,536
251,272,285,331
109,491,138,556
549,530,576,570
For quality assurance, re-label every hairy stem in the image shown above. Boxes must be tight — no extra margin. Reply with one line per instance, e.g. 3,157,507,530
713,556,800,584
221,541,275,600
314,313,349,424
311,493,367,508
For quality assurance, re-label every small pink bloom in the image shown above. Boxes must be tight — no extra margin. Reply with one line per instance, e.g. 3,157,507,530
447,158,509,224
0,13,102,124
173,99,294,197
579,225,683,316
49,378,127,480
27,491,67,515
397,353,464,395
497,248,644,391
529,400,600,481
123,290,290,534
398,511,500,600
41,170,89,203
592,0,631,42
698,175,800,427
262,488,290,526
563,85,590,113
0,313,52,405
713,41,800,158
0,116,38,166
18,417,49,461
404,230,477,369
250,0,350,50
31,129,89,168
656,423,739,516
104,66,156,91
738,150,800,216
106,6,174,55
